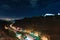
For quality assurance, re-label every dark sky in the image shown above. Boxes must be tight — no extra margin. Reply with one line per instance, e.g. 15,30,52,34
0,0,60,18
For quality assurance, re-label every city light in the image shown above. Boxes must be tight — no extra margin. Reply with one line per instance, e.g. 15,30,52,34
4,22,50,40
5,25,8,29
44,13,55,16
16,33,22,39
58,13,60,15
34,32,39,36
41,36,48,40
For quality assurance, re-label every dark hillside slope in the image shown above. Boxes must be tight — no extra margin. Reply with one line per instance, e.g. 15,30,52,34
14,16,60,40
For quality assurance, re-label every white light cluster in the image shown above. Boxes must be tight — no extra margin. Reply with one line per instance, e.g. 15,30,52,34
58,13,60,15
43,13,60,17
44,13,55,17
0,18,21,21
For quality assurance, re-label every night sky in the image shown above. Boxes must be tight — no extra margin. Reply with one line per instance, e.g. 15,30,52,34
0,0,60,18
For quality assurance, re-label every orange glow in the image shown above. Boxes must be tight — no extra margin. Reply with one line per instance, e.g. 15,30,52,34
41,36,48,40
5,26,8,29
34,32,38,36
24,29,31,33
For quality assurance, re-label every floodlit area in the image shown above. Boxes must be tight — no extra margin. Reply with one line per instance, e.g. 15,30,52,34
4,23,50,40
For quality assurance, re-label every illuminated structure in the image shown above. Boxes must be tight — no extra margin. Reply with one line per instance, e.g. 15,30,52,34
44,13,55,16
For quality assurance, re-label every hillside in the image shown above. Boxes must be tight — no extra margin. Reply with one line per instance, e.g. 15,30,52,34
14,16,60,40
0,16,60,40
